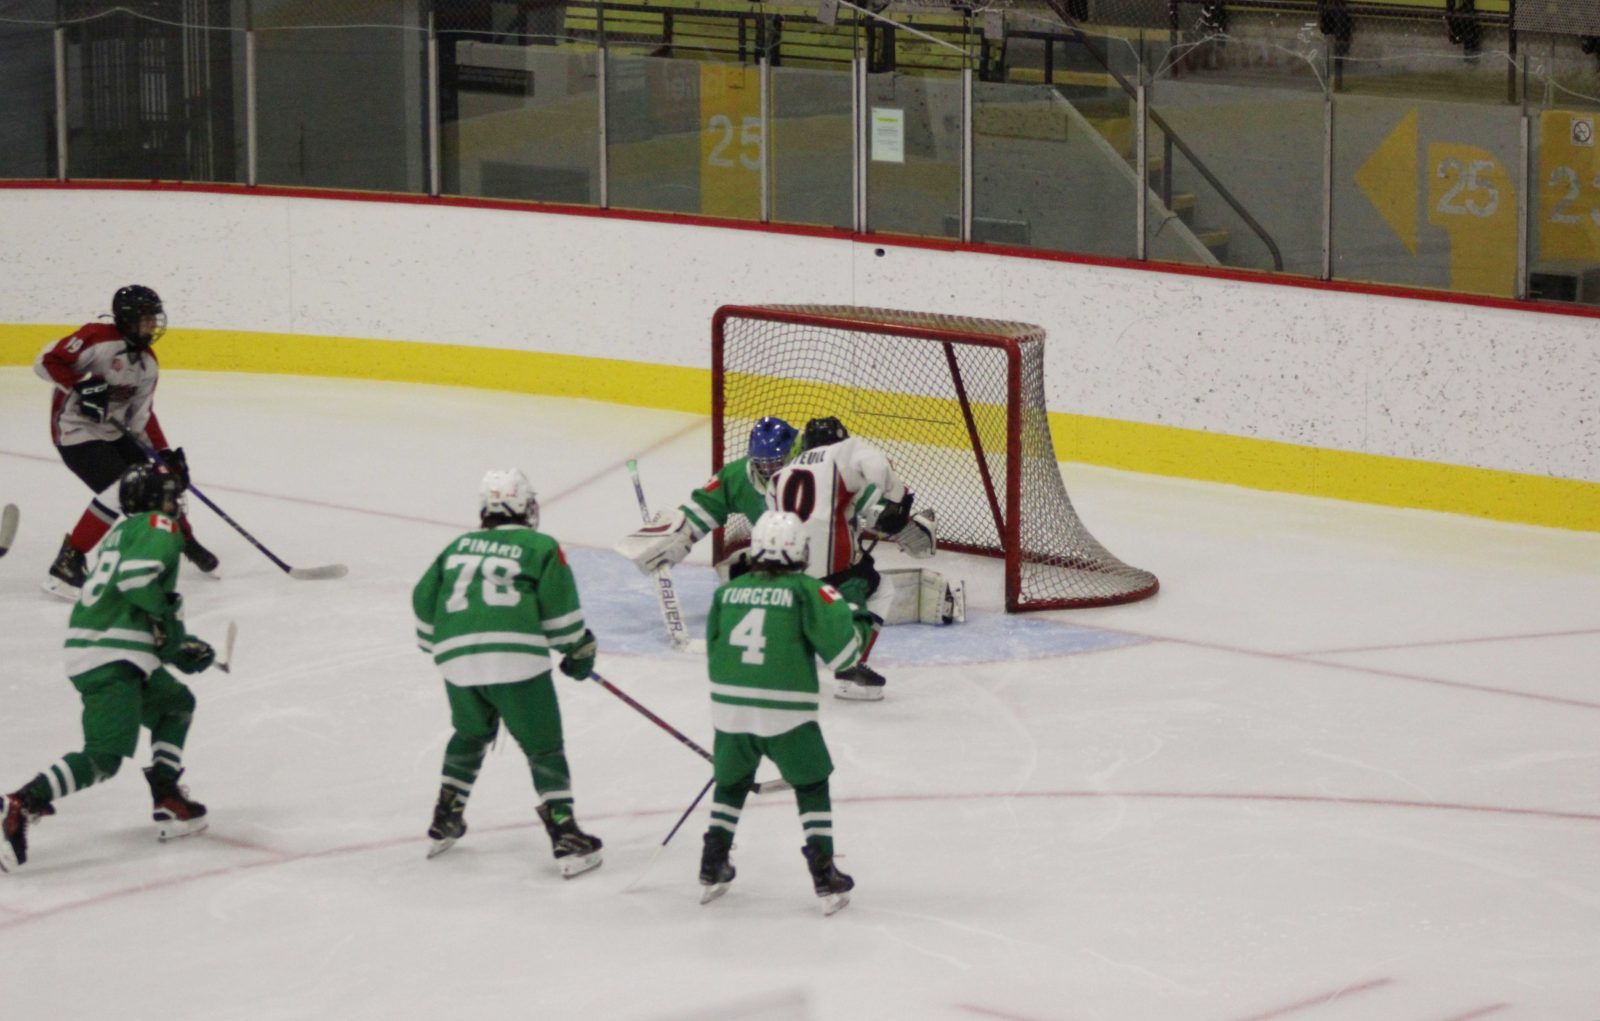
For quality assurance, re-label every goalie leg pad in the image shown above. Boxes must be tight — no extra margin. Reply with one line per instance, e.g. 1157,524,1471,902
872,569,964,626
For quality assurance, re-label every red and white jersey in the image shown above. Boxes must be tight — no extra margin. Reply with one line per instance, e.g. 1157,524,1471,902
764,436,906,578
34,323,170,449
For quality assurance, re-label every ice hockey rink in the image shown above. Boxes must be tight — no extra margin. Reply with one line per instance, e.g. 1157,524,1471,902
0,366,1595,1021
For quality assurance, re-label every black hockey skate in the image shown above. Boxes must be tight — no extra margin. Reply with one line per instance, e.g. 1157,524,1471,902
802,845,854,916
834,662,886,702
182,534,219,574
698,832,736,905
144,767,208,842
536,803,603,878
43,534,87,602
0,789,54,872
426,786,468,859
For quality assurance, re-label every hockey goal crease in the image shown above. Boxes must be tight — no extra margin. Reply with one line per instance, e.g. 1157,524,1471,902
712,305,1157,612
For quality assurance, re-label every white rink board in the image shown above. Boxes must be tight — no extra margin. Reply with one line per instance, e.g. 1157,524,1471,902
0,187,1595,482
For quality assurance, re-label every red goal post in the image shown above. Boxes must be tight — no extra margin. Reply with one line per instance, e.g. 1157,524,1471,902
711,304,1158,612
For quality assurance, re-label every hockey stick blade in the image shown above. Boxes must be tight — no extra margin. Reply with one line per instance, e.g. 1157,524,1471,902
288,564,349,581
214,620,239,674
0,503,18,557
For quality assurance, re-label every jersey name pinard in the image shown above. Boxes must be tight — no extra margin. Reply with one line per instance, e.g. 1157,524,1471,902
454,536,523,559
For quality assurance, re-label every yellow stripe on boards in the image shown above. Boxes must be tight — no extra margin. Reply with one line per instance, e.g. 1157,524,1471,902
2,323,1592,531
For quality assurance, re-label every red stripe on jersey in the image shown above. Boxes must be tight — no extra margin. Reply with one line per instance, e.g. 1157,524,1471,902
830,473,851,574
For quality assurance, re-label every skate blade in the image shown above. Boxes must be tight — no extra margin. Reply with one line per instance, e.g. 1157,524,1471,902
0,848,18,873
559,851,603,878
426,836,458,859
699,882,731,905
156,818,209,842
834,683,884,702
820,892,850,916
40,578,80,603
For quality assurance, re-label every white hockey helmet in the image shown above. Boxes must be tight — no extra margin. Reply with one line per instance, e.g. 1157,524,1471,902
749,510,809,570
479,468,539,527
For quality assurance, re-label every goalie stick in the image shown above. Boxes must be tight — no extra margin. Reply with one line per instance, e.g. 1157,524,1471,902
591,672,790,794
0,504,18,558
625,459,703,654
116,425,347,581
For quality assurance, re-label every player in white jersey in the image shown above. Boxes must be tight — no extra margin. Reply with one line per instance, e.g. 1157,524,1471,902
34,286,218,600
764,417,960,701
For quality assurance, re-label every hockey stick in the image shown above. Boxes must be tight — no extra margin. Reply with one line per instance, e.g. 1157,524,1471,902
116,425,347,581
623,776,715,893
213,620,238,674
625,459,702,654
590,672,790,794
0,504,18,558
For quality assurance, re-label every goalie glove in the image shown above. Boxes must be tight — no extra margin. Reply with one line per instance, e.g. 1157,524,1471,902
614,510,699,574
891,508,937,559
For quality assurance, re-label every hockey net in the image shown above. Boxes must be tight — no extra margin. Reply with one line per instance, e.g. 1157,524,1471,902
712,304,1158,611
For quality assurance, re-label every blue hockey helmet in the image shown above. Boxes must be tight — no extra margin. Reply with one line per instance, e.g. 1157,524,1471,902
748,416,798,483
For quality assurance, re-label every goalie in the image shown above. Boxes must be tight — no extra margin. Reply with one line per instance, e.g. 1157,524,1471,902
766,417,964,702
616,415,798,579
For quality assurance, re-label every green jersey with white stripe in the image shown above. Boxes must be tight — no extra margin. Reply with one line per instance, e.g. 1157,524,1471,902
706,570,868,737
412,524,588,687
678,457,768,540
65,511,184,677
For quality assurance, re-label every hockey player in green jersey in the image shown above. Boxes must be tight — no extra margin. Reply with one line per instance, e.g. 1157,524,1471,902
698,510,875,915
2,463,218,872
616,416,798,576
413,468,605,876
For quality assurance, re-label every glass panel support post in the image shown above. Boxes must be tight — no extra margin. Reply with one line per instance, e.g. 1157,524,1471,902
960,65,973,243
852,55,867,234
246,29,258,186
597,52,609,208
53,25,67,180
1322,93,1334,281
1135,83,1147,260
427,10,440,197
1516,112,1530,300
760,56,771,223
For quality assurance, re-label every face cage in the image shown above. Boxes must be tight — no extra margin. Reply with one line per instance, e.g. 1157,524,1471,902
122,312,167,347
750,454,786,483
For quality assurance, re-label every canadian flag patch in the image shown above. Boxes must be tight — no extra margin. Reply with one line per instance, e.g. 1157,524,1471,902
819,584,842,604
150,514,177,533
703,478,722,492
556,544,568,565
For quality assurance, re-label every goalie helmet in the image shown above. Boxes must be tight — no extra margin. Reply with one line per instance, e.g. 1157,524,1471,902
801,416,848,451
118,462,185,516
748,510,809,571
479,468,539,528
112,285,166,348
747,416,798,483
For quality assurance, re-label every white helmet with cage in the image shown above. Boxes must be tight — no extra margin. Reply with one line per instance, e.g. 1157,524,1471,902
749,510,809,570
479,468,539,527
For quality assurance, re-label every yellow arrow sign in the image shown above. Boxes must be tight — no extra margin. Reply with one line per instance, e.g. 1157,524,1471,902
1355,107,1420,256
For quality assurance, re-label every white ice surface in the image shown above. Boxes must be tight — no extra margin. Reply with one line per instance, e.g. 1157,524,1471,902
1,368,1597,1021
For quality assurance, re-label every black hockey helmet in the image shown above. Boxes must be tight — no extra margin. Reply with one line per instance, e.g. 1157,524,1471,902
801,416,849,451
112,285,166,347
119,462,185,516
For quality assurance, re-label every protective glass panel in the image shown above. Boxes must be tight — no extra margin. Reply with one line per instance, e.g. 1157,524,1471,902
1145,23,1325,275
0,1,57,179
866,68,960,239
253,1,426,193
1523,37,1600,304
441,36,600,206
605,53,707,215
771,64,853,229
61,5,245,182
1332,95,1522,298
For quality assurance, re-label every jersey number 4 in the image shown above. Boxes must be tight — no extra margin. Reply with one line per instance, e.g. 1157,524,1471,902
729,608,768,664
444,554,521,612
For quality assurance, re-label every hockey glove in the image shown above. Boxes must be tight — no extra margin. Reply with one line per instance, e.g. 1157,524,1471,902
153,592,189,659
614,511,697,574
158,447,190,489
169,636,216,675
873,492,914,536
559,629,598,681
74,376,111,423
